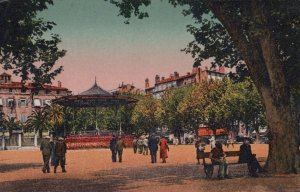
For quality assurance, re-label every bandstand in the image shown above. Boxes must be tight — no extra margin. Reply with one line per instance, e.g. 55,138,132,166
53,80,137,135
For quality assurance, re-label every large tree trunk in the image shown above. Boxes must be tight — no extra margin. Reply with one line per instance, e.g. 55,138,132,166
205,0,299,173
260,87,298,173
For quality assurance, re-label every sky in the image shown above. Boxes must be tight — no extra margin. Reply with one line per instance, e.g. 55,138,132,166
39,0,198,93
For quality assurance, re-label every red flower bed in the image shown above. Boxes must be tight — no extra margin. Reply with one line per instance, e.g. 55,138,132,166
65,135,134,150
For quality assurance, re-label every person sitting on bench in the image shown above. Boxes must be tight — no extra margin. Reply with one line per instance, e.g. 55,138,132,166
238,139,264,177
209,142,229,179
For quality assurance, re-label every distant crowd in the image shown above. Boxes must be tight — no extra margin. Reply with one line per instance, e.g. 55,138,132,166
39,134,264,179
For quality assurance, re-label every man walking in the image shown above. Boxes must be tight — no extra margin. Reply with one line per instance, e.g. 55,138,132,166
54,137,67,173
116,136,126,162
40,135,52,173
132,136,138,154
148,134,158,163
109,135,117,162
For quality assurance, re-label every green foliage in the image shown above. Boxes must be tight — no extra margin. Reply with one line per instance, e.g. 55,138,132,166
131,96,160,135
0,0,66,88
26,109,50,138
160,87,191,135
4,117,22,137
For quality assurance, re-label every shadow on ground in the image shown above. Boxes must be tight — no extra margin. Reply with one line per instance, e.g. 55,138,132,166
0,163,257,192
0,163,41,173
1,163,299,192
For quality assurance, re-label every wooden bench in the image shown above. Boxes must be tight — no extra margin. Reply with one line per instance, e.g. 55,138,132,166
198,151,264,178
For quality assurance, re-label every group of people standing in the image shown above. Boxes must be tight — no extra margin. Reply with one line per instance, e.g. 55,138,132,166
195,136,264,179
115,134,169,164
109,135,126,162
40,136,67,173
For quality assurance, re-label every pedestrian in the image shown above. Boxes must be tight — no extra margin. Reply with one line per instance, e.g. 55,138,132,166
54,137,67,173
238,139,264,177
116,136,126,162
173,137,179,146
209,135,216,149
209,142,229,179
137,137,143,154
148,134,158,163
40,135,52,173
109,135,117,162
195,137,206,165
132,136,138,154
159,136,169,163
50,136,57,166
143,136,149,155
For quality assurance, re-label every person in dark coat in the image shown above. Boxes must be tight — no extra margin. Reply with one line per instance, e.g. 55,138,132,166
116,136,126,162
40,136,52,173
132,136,138,154
238,139,263,177
148,134,158,163
50,137,57,166
54,137,67,173
109,135,117,162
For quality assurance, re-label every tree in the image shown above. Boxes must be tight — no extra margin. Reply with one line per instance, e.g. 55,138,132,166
44,104,64,135
160,87,190,137
131,96,160,135
4,116,22,137
108,0,300,174
26,110,50,138
0,0,66,89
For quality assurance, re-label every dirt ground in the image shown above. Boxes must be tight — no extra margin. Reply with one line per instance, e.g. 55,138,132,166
0,144,299,192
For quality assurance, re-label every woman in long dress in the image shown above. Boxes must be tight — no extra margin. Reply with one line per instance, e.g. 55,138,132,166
159,136,169,163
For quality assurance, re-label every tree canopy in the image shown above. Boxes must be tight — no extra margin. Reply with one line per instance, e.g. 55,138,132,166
0,0,66,88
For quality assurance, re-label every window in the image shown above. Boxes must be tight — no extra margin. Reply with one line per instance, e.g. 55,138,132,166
9,88,12,93
56,90,60,94
44,99,51,106
19,99,27,107
21,113,27,123
0,98,3,106
7,98,15,108
33,99,41,107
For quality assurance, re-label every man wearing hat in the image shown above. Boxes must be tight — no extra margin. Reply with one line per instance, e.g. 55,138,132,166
54,137,67,173
40,135,52,173
116,136,126,162
109,135,117,162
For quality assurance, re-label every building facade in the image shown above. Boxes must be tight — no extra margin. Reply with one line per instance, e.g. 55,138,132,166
110,82,144,95
145,66,226,98
0,72,70,123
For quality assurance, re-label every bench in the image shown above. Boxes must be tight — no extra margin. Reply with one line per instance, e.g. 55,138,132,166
198,151,265,178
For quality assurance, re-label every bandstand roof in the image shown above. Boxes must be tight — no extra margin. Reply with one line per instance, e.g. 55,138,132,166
52,81,137,107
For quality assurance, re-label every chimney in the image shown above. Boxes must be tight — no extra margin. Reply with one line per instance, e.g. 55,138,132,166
187,72,191,75
145,78,150,89
219,66,225,74
174,71,179,78
161,76,165,81
58,81,62,88
155,75,160,84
